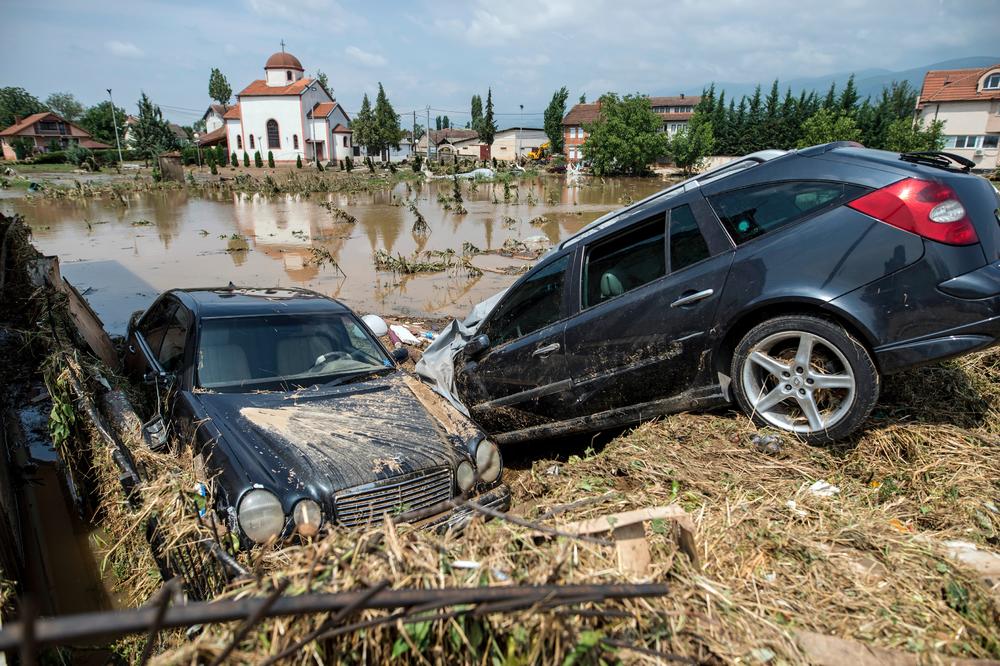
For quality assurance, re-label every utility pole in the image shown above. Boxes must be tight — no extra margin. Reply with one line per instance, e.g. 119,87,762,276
106,88,124,164
426,105,431,164
518,103,524,163
412,110,416,160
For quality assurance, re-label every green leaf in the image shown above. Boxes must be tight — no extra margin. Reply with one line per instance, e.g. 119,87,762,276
390,637,409,659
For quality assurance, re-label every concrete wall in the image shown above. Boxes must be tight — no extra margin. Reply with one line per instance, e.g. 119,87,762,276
239,96,304,161
265,68,302,86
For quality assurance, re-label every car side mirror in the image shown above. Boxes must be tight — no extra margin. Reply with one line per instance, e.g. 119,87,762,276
391,348,409,364
464,334,490,359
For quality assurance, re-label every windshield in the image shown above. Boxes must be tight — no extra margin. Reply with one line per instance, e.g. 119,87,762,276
196,314,392,390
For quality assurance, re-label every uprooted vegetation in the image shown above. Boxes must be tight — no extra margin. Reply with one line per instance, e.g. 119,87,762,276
2,211,998,664
373,248,482,277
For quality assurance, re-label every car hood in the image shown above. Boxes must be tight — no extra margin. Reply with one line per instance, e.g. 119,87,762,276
194,374,461,505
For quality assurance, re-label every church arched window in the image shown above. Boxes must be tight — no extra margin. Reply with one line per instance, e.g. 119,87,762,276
267,120,280,149
236,135,242,150
249,135,255,149
286,70,292,81
293,134,299,150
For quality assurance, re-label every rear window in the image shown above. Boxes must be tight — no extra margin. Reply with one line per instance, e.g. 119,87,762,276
709,181,865,245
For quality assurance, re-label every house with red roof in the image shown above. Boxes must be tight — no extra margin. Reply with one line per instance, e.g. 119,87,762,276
560,95,700,164
917,63,1000,171
0,112,110,161
223,49,352,164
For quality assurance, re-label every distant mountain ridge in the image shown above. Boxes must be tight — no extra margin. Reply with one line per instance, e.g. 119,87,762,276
677,56,1000,102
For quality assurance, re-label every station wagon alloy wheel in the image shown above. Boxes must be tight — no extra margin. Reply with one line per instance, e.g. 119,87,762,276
741,330,856,434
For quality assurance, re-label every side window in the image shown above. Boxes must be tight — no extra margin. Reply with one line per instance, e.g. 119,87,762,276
669,204,711,272
709,181,865,245
583,215,665,308
157,306,192,372
138,300,177,359
484,255,569,346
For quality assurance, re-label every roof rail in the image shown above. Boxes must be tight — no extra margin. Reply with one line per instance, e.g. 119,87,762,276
798,141,864,157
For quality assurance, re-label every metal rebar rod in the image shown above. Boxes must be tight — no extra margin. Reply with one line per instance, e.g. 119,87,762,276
138,579,179,666
210,578,290,666
0,582,670,651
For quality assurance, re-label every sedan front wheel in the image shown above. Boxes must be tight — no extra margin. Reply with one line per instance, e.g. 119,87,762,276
731,315,879,443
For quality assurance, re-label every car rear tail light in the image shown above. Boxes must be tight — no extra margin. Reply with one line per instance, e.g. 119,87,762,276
847,178,979,246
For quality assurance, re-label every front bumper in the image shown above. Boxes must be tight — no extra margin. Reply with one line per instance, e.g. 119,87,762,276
416,483,512,532
874,313,1000,373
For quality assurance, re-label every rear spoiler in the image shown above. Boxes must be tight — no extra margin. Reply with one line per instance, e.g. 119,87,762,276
899,151,974,173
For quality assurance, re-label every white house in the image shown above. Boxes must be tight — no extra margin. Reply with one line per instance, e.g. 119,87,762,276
202,104,226,133
916,62,1000,171
224,50,352,164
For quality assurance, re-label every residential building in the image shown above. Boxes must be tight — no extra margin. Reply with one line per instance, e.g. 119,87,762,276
0,112,110,161
561,94,701,163
124,117,191,147
353,130,419,162
916,63,1000,171
415,128,478,157
451,127,548,161
223,50,353,164
202,104,226,133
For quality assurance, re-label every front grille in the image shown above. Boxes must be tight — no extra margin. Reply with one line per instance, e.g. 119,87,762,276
333,467,452,527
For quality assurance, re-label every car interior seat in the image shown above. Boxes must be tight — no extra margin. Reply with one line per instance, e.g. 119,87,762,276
198,329,251,387
599,272,625,300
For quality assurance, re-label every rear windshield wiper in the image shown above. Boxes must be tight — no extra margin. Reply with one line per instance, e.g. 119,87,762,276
899,151,974,173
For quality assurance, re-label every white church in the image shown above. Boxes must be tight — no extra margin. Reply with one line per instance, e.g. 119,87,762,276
224,50,352,164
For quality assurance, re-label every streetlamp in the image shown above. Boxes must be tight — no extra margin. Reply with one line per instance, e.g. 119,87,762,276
106,88,124,165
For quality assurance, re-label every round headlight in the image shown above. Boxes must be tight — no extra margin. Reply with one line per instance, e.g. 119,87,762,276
237,489,285,544
456,460,476,493
475,440,502,483
292,499,323,537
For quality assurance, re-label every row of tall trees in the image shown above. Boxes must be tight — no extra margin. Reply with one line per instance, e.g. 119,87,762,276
690,77,943,157
351,82,404,161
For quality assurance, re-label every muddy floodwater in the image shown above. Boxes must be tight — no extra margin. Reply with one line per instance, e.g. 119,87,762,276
2,175,670,332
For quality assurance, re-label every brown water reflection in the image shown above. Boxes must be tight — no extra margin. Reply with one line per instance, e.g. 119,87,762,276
3,175,670,320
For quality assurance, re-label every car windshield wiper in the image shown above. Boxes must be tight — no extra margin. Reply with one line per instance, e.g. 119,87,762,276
323,366,396,387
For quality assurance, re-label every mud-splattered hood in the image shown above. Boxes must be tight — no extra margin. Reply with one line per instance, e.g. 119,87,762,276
192,374,463,510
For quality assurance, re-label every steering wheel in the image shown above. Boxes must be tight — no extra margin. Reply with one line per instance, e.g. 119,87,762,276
308,351,351,373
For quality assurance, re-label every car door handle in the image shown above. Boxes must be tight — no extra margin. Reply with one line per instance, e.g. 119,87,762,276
532,342,561,358
670,288,715,308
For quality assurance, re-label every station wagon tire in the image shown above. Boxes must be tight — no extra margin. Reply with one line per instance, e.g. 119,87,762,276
731,315,879,443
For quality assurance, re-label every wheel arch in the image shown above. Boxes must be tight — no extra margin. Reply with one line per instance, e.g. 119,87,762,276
713,298,881,385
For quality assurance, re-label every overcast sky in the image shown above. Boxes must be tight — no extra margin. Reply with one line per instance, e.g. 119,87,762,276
3,0,998,127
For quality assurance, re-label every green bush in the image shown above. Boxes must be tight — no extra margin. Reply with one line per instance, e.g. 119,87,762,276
66,144,94,166
231,152,238,168
180,145,200,165
254,151,263,168
243,152,250,167
345,156,353,172
209,155,218,175
296,154,302,169
32,151,68,164
214,144,226,165
267,150,275,168
11,137,34,160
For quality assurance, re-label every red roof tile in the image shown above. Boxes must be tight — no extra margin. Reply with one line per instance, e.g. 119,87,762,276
310,102,336,117
223,105,242,120
79,139,112,149
331,124,351,133
1,112,59,136
919,64,1000,104
238,78,313,97
562,103,601,126
197,126,227,146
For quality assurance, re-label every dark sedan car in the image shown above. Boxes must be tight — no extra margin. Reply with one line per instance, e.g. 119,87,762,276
455,144,1000,443
125,287,509,545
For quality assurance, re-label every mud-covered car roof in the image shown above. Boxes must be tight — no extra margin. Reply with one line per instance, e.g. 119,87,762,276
170,287,349,318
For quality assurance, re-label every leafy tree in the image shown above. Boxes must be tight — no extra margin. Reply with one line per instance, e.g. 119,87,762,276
254,150,263,167
267,150,275,168
0,87,46,129
316,71,330,93
581,93,668,176
543,86,569,153
883,117,944,153
479,88,497,145
192,118,207,134
131,93,178,163
208,68,232,108
231,151,238,167
45,92,83,122
822,82,837,110
372,82,403,161
838,74,859,115
353,93,376,155
442,115,450,129
470,94,483,135
11,137,34,160
668,113,714,175
797,108,860,147
243,152,250,167
435,115,442,131
412,123,425,141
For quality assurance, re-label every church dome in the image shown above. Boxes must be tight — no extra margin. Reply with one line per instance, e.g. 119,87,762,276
265,52,303,71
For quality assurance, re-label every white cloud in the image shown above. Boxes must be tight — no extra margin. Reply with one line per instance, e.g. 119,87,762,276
344,45,386,67
105,40,144,59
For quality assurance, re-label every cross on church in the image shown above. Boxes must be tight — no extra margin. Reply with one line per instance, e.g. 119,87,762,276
280,39,285,52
